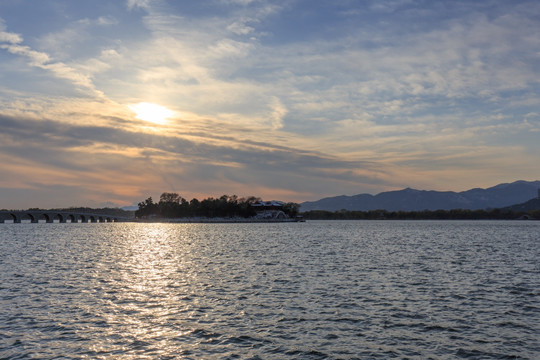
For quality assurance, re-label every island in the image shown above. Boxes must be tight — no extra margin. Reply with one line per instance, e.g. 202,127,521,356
134,193,303,223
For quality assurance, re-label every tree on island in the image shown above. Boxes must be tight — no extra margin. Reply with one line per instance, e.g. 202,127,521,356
135,197,159,218
282,202,300,218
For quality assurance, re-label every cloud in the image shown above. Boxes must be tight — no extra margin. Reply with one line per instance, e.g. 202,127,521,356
36,14,123,65
268,96,287,130
127,0,152,11
222,0,259,5
227,20,255,35
369,0,415,13
97,16,119,26
0,22,22,44
209,39,254,59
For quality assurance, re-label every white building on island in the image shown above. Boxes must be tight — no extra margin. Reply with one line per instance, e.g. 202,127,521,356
251,201,288,220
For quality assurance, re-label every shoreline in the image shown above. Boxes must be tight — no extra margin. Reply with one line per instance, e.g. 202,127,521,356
133,217,304,223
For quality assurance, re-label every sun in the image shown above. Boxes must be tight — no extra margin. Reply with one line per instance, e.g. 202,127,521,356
129,102,174,124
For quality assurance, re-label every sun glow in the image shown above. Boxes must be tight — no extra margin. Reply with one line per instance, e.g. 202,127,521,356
129,102,174,124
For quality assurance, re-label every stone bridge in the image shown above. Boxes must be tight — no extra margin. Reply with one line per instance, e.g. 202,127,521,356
0,210,133,224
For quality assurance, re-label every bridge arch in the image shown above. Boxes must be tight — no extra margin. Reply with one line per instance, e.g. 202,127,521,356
1,213,19,223
38,213,51,223
20,213,37,223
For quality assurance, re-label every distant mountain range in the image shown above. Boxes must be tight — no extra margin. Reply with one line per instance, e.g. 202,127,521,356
300,180,540,212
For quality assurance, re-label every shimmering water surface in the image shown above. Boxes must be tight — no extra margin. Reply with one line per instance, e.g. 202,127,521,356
1,221,538,359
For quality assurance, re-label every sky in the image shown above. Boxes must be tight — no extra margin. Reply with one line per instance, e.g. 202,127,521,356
1,0,539,209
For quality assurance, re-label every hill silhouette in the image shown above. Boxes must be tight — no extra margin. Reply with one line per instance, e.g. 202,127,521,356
300,180,540,211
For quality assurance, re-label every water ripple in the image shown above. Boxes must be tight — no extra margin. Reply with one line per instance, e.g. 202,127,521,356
1,221,539,359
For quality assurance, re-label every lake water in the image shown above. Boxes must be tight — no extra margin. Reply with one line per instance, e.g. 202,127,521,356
0,221,538,359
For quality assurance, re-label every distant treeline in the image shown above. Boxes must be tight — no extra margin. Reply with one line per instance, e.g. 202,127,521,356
136,193,299,219
301,208,540,220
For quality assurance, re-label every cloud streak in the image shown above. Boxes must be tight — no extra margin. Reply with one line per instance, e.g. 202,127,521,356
0,113,386,207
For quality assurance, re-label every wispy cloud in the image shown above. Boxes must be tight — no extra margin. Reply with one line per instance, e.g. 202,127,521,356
0,21,104,97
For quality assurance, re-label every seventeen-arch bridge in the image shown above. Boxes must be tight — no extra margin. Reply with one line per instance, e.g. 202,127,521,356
0,211,132,224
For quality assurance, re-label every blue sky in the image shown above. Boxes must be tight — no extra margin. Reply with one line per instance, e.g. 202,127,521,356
1,0,539,209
